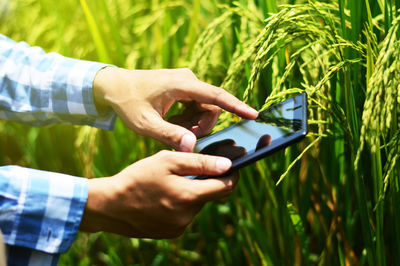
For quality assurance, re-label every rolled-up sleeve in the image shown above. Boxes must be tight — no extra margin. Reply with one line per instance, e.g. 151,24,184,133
0,34,116,130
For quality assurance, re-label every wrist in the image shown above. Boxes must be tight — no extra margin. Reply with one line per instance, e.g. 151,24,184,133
79,177,117,233
93,66,120,112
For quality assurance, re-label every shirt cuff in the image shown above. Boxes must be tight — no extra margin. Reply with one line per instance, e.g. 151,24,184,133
0,166,88,253
50,57,117,130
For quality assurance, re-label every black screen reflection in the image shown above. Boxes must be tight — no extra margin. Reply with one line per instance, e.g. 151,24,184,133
256,134,272,151
199,139,247,160
195,98,299,161
199,134,272,160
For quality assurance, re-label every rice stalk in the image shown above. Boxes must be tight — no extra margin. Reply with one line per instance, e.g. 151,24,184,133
75,126,99,178
80,0,112,63
355,17,400,165
276,136,321,185
190,3,265,90
376,129,400,204
240,3,343,100
191,2,367,184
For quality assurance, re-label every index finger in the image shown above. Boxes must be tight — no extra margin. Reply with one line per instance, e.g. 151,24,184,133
175,80,259,120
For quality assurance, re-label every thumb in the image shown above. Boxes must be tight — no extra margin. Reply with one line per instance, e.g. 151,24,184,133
145,112,197,151
179,132,197,152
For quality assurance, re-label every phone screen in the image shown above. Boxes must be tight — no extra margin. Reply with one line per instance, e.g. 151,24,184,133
193,93,307,175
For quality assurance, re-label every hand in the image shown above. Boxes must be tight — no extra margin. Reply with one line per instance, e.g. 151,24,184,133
93,67,258,151
79,150,238,238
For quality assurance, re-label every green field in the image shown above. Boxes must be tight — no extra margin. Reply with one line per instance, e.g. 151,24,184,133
1,0,400,265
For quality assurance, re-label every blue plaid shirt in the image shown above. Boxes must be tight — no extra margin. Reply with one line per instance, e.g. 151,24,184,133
0,34,116,265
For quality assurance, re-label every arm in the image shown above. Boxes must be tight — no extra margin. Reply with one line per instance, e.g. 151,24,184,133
1,34,257,253
0,34,116,129
0,152,236,256
0,34,257,144
0,166,87,253
0,35,108,262
0,150,236,258
80,150,236,238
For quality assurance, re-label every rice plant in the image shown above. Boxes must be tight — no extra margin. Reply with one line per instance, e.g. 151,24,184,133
1,0,400,265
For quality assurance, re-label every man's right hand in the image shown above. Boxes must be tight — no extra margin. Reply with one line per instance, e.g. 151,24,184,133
93,68,258,152
79,150,237,238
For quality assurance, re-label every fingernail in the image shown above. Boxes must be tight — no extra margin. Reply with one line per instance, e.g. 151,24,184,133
180,133,196,152
248,107,259,117
216,158,232,172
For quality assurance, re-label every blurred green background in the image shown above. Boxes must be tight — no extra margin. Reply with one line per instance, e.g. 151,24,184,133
1,0,400,265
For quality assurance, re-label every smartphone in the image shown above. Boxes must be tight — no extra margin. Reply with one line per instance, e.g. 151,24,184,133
190,92,308,179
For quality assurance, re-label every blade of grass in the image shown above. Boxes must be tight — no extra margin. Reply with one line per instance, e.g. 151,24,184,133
98,0,125,66
79,0,112,63
186,0,200,59
287,203,311,265
266,0,278,14
372,142,385,266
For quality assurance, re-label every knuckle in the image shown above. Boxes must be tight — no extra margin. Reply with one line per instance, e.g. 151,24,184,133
194,155,209,173
214,106,222,116
169,68,198,92
203,103,221,116
225,181,234,193
214,87,225,97
180,67,194,75
157,150,169,157
158,124,171,141
209,88,225,106
156,150,173,161
177,187,197,203
132,112,152,133
178,68,197,81
221,178,235,195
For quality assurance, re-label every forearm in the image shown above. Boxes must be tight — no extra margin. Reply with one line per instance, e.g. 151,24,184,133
79,177,120,234
0,165,87,253
0,34,116,129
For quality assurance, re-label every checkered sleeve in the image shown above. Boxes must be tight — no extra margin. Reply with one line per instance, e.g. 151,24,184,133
0,165,88,256
0,34,117,130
